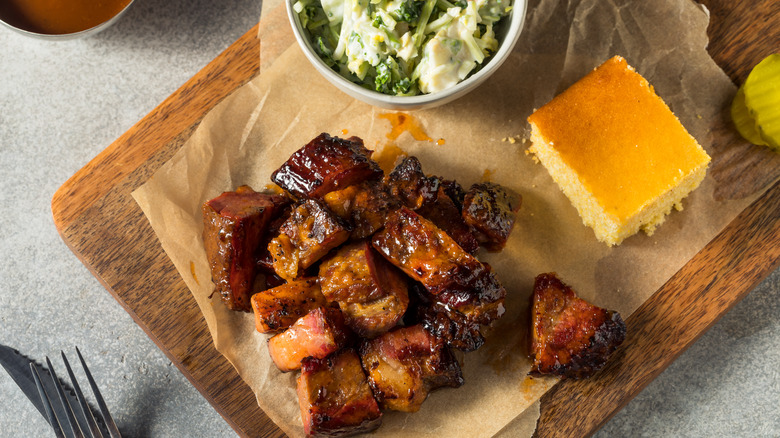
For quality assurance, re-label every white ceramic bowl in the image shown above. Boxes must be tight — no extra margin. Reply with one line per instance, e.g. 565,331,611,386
287,0,527,111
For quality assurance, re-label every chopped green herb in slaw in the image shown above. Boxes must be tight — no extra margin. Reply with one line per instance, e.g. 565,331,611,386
293,0,512,95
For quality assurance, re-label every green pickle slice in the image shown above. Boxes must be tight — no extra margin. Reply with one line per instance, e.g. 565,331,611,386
741,53,780,152
731,85,768,147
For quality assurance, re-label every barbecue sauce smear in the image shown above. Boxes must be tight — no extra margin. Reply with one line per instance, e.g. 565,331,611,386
0,0,131,34
375,113,446,173
379,113,445,145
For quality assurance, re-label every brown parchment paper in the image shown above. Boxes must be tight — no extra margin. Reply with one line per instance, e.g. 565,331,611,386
132,0,778,436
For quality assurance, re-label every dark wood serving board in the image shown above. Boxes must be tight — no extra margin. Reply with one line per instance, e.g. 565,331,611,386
52,1,780,437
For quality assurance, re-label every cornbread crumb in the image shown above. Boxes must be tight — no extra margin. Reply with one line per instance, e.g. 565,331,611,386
524,149,539,163
527,56,710,246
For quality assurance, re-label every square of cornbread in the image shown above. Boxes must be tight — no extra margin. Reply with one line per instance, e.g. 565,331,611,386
527,56,711,246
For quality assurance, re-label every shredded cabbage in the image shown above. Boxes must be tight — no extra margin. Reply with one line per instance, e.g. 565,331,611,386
296,0,512,95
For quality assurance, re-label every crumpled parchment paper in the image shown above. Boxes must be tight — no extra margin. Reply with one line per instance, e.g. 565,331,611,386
132,0,775,436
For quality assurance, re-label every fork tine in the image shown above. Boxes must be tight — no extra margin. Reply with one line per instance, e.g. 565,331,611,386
30,363,66,438
75,347,121,438
46,356,85,438
61,351,101,438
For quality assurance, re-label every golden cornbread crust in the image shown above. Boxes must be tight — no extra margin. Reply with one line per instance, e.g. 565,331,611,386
527,56,711,246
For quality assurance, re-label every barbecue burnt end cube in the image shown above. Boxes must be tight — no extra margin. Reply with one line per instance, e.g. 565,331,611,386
297,349,382,437
256,205,293,275
269,199,351,281
416,299,485,352
319,241,409,338
268,305,353,372
359,324,463,412
386,156,440,210
462,182,522,251
202,185,290,312
251,277,326,333
323,181,401,240
529,273,626,379
272,133,383,199
371,208,506,327
440,179,466,211
418,186,479,254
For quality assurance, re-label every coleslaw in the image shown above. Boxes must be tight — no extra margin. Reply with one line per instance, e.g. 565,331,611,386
293,0,512,95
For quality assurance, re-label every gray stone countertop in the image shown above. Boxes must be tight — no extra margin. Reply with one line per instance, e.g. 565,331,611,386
0,1,777,436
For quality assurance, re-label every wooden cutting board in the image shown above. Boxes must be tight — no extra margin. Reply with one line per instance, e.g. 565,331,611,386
52,1,780,437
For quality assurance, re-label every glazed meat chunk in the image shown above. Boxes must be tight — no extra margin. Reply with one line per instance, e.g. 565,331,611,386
319,241,409,338
418,187,479,254
530,273,626,379
202,185,290,312
440,179,466,211
251,278,327,333
323,181,400,240
268,305,353,372
359,325,463,412
297,350,382,437
386,156,440,210
404,282,485,352
462,182,522,251
271,133,383,199
269,199,351,281
416,300,485,352
386,157,477,252
371,208,506,327
255,205,292,275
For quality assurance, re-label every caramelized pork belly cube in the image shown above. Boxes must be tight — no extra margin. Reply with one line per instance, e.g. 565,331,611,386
371,208,506,326
323,181,400,240
268,305,353,372
271,133,383,199
417,301,485,352
319,241,409,338
297,350,382,437
202,186,290,312
406,283,484,352
268,235,300,281
251,278,326,333
441,179,466,211
530,273,626,379
462,182,522,251
386,156,440,210
255,205,293,275
418,187,479,254
269,200,351,281
263,272,287,289
359,325,463,412
255,249,276,275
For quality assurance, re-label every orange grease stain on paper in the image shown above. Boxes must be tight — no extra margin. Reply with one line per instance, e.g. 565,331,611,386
341,128,349,136
482,168,495,182
374,143,408,174
519,375,537,393
374,113,446,173
190,261,199,285
378,113,444,145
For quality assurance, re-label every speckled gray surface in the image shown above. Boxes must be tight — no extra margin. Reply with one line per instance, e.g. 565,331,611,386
0,1,778,437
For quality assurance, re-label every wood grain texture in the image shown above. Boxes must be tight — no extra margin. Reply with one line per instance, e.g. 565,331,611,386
699,0,780,84
51,24,260,231
51,2,779,438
